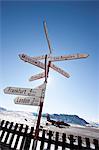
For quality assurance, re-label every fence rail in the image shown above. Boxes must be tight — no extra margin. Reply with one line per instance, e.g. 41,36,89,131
0,120,99,150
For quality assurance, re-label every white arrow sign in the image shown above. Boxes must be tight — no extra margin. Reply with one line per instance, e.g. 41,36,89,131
29,72,45,81
50,63,70,78
32,54,51,60
50,54,89,62
4,87,43,97
14,96,41,106
19,54,45,69
19,54,73,78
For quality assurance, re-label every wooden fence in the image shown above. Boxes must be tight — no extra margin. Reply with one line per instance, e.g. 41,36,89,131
0,120,99,150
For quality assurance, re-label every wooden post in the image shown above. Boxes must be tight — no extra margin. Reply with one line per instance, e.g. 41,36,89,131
69,135,74,150
34,101,43,139
14,124,23,149
78,136,82,149
24,127,34,149
62,133,66,150
40,130,45,150
45,54,47,83
85,137,90,148
32,55,47,149
55,132,59,150
47,131,53,149
9,123,18,148
32,101,44,149
93,139,99,149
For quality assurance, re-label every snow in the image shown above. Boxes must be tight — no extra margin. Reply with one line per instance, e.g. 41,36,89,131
0,110,99,141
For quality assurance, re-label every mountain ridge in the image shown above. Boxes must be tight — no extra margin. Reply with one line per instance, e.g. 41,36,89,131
0,106,89,126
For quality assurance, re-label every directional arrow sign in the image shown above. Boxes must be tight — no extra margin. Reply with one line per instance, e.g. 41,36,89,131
50,54,89,62
4,87,43,97
19,54,45,69
14,96,41,106
29,72,45,81
32,54,51,60
50,63,70,78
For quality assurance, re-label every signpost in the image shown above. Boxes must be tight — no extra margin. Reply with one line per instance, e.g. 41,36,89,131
32,54,50,60
29,72,45,81
4,20,89,150
4,87,43,97
50,53,89,62
43,21,52,54
50,63,70,78
14,96,41,106
19,54,45,69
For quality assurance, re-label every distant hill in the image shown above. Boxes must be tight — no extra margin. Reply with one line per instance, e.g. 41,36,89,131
0,106,88,126
49,114,89,126
39,113,88,126
0,106,6,111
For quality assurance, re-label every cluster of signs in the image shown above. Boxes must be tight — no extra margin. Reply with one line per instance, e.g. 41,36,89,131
4,83,46,106
4,52,89,106
19,53,89,81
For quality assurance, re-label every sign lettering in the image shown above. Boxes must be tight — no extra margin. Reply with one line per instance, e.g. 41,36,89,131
50,63,70,78
50,54,89,62
19,54,45,69
4,87,43,97
29,72,45,81
14,96,41,106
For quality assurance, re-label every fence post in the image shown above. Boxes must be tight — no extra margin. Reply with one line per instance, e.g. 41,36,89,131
0,120,4,146
14,124,23,149
40,130,45,150
47,130,53,150
78,136,82,149
0,120,5,127
54,132,59,150
85,137,90,149
0,121,9,140
9,123,18,148
24,126,34,150
20,125,28,150
69,135,74,150
93,139,99,150
62,133,66,150
4,122,13,144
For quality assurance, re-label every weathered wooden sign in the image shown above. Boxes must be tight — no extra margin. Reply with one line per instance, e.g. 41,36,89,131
50,63,70,78
32,54,50,60
14,96,40,106
29,72,45,81
19,54,45,69
3,21,89,142
4,87,43,97
50,54,89,62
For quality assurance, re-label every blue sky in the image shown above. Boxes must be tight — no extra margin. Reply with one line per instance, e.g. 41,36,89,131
1,1,99,122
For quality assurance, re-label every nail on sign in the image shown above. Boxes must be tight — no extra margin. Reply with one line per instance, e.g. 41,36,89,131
4,87,43,97
14,96,40,106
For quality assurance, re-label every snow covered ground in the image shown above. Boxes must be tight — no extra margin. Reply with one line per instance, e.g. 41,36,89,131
0,110,99,140
0,110,99,150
